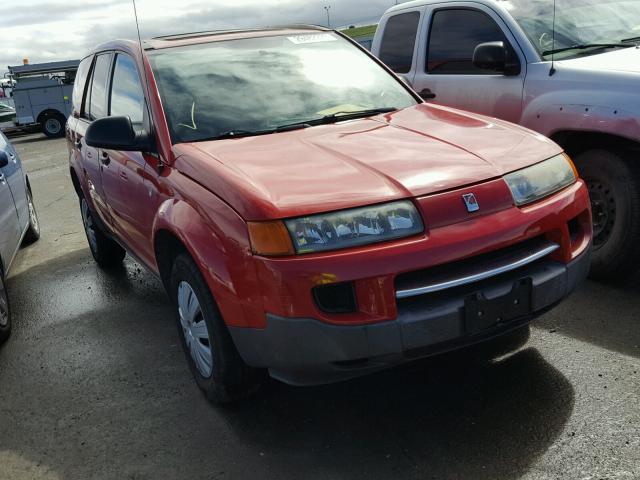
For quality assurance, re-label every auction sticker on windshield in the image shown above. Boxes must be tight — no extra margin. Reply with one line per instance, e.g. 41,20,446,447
287,33,337,44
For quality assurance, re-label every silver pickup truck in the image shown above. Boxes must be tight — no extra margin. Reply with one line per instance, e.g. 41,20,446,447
372,0,640,281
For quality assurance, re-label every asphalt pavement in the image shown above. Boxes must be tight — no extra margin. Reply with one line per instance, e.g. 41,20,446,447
0,133,638,480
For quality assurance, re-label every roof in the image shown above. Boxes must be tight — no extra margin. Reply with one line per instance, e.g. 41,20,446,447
8,60,80,77
145,25,330,50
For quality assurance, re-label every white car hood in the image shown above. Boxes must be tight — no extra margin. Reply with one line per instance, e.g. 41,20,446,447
559,46,640,74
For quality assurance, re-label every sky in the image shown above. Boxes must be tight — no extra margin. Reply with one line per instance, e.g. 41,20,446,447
0,0,406,72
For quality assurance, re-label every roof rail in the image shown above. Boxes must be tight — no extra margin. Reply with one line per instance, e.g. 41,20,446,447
152,24,329,41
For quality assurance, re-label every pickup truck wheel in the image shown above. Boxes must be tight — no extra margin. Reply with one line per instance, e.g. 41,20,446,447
576,149,640,281
22,188,40,244
0,273,11,344
42,113,66,138
170,254,263,404
80,197,126,268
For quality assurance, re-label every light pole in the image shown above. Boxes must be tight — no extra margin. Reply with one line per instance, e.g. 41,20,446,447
324,5,331,28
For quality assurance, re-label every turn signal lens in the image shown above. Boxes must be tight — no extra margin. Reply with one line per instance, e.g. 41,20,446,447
247,221,295,256
564,153,580,179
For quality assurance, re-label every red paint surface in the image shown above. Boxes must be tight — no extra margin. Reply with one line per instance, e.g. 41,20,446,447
68,35,592,330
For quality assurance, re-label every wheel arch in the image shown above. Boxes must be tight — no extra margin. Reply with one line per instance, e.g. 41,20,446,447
36,108,65,124
151,198,260,328
550,130,640,163
69,166,82,197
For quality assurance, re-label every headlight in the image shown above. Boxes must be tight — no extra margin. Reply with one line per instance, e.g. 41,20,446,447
285,200,424,254
504,154,577,206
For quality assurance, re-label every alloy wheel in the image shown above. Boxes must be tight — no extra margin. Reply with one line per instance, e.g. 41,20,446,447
45,118,61,136
177,281,213,378
28,194,39,234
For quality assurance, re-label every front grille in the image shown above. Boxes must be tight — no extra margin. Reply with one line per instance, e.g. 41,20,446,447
395,236,559,299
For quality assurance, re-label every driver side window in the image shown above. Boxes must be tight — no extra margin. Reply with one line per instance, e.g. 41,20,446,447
427,9,518,75
109,54,145,124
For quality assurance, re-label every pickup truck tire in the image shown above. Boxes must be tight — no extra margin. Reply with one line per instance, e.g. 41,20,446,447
0,271,11,345
576,149,640,281
170,253,264,404
22,188,40,244
42,113,66,138
80,197,126,268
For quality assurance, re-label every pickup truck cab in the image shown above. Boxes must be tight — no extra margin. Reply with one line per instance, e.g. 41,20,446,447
373,0,640,280
68,26,591,403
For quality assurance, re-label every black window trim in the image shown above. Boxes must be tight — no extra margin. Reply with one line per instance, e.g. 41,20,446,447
74,54,95,119
425,6,522,76
85,51,115,122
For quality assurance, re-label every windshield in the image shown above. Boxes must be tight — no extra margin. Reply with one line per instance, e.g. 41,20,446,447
149,32,417,143
498,0,640,59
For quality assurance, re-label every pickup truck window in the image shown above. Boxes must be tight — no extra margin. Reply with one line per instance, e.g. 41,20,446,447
379,12,421,74
427,9,514,74
110,54,144,124
500,0,640,59
150,33,417,144
89,53,112,120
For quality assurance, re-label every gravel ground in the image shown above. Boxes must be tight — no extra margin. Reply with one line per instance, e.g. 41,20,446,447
0,133,638,480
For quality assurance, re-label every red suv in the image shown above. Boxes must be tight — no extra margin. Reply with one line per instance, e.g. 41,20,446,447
68,26,592,403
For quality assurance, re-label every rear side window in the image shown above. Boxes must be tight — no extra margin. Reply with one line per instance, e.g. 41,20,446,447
427,9,513,74
88,53,112,120
72,56,93,115
110,54,145,123
379,12,420,74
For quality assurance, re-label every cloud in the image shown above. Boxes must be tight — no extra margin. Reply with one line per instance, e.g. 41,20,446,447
1,0,403,72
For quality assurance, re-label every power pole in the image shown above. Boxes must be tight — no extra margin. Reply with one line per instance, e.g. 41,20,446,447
324,5,331,28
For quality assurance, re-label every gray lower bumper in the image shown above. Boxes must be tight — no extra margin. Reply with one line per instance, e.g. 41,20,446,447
229,248,591,386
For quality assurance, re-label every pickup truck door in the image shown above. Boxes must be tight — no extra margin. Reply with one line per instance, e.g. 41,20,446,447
0,147,21,270
411,3,526,123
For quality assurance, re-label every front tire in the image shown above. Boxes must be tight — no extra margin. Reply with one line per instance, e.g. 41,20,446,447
576,149,640,281
80,196,126,268
170,254,263,404
0,273,11,345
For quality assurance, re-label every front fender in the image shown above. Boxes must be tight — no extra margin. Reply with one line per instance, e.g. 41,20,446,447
152,193,265,328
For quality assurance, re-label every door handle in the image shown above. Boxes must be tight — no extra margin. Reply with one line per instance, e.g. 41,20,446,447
75,139,82,150
0,173,5,183
419,88,437,100
100,151,110,166
120,171,128,181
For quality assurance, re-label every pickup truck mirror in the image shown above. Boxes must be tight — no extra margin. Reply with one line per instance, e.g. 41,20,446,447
0,151,8,168
473,41,508,74
85,116,156,153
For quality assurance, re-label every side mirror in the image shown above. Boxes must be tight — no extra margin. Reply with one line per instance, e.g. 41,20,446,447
85,116,155,153
473,41,508,73
0,150,8,168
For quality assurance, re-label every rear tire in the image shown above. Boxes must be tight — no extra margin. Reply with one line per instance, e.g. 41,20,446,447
575,149,640,281
170,253,263,404
80,196,126,268
42,113,66,138
0,272,11,345
22,188,40,244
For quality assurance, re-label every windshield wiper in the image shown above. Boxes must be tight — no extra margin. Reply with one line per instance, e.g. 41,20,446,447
621,36,640,44
200,123,310,142
279,107,398,130
543,43,631,56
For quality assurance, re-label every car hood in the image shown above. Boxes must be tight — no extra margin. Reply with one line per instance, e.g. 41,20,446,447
173,104,561,221
559,46,640,74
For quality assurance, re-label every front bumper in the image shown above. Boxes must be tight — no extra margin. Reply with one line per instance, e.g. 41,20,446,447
229,246,591,385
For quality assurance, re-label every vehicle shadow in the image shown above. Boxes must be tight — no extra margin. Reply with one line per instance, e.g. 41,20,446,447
0,249,575,479
225,348,574,479
536,273,640,358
